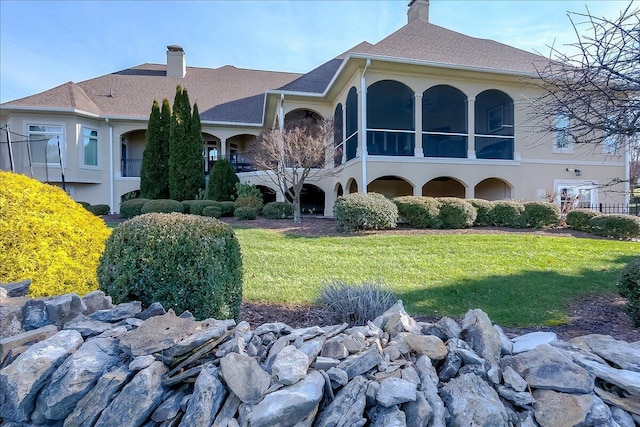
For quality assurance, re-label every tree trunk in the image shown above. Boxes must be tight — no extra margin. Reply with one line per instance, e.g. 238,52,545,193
293,196,302,223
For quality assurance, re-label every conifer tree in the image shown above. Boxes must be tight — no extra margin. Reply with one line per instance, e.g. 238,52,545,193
140,99,171,199
207,158,239,201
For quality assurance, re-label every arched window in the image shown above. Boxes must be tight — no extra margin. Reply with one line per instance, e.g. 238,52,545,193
345,87,358,161
422,85,468,158
367,80,414,156
475,90,514,160
334,104,344,166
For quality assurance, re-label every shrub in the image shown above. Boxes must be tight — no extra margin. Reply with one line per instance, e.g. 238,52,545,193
316,279,398,326
218,201,236,217
0,171,111,297
89,204,111,216
589,214,640,239
202,205,222,218
120,198,150,219
492,200,525,228
189,200,221,216
78,201,91,210
566,209,601,232
334,193,398,232
234,207,257,220
98,213,243,320
393,196,442,229
263,202,294,219
181,200,197,214
617,258,640,327
236,182,262,199
468,199,494,227
235,196,263,214
523,201,560,228
437,198,476,229
207,159,239,201
140,199,185,214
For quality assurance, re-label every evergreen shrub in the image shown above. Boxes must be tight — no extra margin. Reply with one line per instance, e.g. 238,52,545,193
78,201,91,210
589,214,640,239
89,204,110,216
98,213,243,320
202,205,222,218
617,258,640,327
140,199,185,214
234,207,257,220
207,159,239,201
218,201,236,217
566,209,601,232
235,196,263,214
334,193,398,232
120,198,151,219
0,171,111,297
523,201,560,228
181,200,197,214
263,202,294,219
393,196,442,229
437,197,476,229
468,199,494,226
189,200,221,216
492,200,525,228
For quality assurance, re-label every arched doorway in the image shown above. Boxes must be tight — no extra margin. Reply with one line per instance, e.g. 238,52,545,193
256,185,277,204
474,178,512,200
286,184,326,214
367,176,413,198
347,178,358,194
422,177,465,198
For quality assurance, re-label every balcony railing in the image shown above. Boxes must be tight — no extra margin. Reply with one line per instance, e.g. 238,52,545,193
121,158,142,177
345,133,358,161
423,133,467,158
209,152,256,173
475,135,514,160
367,130,415,156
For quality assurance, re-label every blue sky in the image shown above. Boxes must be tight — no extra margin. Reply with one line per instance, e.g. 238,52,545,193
0,0,631,104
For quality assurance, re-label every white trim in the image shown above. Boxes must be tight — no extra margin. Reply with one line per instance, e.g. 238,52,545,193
80,126,100,169
362,155,521,166
26,122,66,167
2,105,101,118
521,158,625,167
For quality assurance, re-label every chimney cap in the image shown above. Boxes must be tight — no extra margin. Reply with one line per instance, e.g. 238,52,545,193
167,45,184,52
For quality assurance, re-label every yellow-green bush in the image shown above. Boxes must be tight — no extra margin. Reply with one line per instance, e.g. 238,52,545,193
0,171,111,297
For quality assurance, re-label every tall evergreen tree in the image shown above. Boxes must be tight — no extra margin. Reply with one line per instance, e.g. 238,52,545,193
207,159,239,201
140,99,171,199
187,103,205,196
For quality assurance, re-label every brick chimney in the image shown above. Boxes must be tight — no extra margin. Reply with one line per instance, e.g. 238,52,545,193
408,0,429,23
166,45,186,78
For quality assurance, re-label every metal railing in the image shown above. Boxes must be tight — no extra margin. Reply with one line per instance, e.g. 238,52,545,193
475,135,514,160
367,130,415,156
423,133,468,158
121,158,142,177
578,203,640,216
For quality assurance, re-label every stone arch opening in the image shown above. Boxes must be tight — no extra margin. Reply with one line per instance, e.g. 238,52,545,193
474,178,512,200
422,177,465,198
367,176,413,199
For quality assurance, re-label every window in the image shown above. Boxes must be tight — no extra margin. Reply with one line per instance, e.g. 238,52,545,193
28,124,64,165
83,128,98,166
554,114,572,153
603,134,620,155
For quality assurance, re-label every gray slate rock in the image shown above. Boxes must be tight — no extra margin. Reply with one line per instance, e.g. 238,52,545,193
402,391,433,427
45,294,85,328
576,358,640,397
119,310,197,357
3,279,32,297
512,331,557,354
533,389,593,427
502,365,528,392
377,377,417,407
219,352,271,404
63,315,113,338
272,345,309,385
21,299,51,330
497,385,535,408
136,302,166,320
314,356,340,371
151,389,186,422
0,329,83,422
461,309,502,368
321,336,349,359
80,291,113,315
572,334,640,373
414,355,446,427
337,347,383,380
250,370,325,427
369,405,407,427
180,363,228,427
129,355,156,371
611,406,636,427
90,301,142,322
440,373,509,427
0,302,24,338
0,324,58,366
94,361,167,427
212,392,242,427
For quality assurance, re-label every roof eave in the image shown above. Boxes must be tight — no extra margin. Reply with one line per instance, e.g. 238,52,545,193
0,105,102,118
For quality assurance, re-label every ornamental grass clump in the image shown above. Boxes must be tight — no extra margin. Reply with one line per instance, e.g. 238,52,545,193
0,171,111,297
617,258,640,327
98,213,243,320
334,193,398,232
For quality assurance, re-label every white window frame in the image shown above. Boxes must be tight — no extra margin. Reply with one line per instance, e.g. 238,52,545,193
602,134,621,155
553,179,598,209
553,114,573,154
26,123,67,168
81,126,99,168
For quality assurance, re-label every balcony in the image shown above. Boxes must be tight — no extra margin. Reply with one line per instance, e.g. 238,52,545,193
121,158,142,177
423,133,467,158
475,136,514,160
367,130,415,156
209,152,257,173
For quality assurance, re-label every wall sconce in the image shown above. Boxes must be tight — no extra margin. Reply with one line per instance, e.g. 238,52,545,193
565,168,582,176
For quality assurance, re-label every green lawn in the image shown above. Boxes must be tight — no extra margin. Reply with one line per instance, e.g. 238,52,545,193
234,227,638,327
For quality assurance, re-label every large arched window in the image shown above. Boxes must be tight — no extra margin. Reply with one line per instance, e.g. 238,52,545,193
475,89,514,160
367,80,414,156
422,85,467,158
334,104,344,167
345,87,358,161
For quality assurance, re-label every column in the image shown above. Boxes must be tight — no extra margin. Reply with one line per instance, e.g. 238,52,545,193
414,93,423,157
467,97,476,159
219,138,227,159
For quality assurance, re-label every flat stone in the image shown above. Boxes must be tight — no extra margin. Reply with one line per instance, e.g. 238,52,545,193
219,352,271,404
321,336,349,360
297,336,325,362
90,301,142,322
129,355,156,371
119,310,198,357
337,346,383,380
369,405,407,427
0,329,83,422
163,324,228,358
440,373,509,427
94,361,167,427
250,370,325,427
502,365,528,392
80,290,113,315
314,356,340,371
497,385,535,408
399,333,447,360
512,332,557,354
180,362,228,427
136,301,165,320
494,325,513,355
0,324,58,366
254,322,290,335
403,391,433,427
377,377,417,407
151,389,186,422
2,279,32,297
533,389,592,427
573,334,640,373
21,299,52,330
611,406,636,427
326,367,348,387
594,386,640,416
63,315,113,338
0,302,24,338
576,358,640,396
272,345,309,385
414,355,446,427
212,392,242,427
461,309,502,367
0,286,6,301
45,294,85,327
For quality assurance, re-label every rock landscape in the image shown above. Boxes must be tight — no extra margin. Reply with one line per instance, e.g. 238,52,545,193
1,280,640,426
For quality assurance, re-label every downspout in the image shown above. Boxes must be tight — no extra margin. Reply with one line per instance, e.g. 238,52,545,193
106,118,114,214
278,93,285,132
361,59,371,193
278,94,286,201
625,135,631,206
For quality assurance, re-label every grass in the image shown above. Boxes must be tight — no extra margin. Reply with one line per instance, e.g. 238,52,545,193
234,227,638,327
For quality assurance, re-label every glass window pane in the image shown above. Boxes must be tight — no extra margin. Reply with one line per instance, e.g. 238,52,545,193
83,128,98,166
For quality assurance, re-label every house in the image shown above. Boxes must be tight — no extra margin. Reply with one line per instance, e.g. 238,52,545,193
0,0,629,215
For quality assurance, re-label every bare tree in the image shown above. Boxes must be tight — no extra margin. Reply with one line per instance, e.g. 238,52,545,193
249,118,338,223
529,2,639,161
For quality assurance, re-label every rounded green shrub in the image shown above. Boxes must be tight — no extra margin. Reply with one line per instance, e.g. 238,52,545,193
492,200,525,228
202,205,222,218
589,214,640,239
140,199,185,214
78,201,91,210
334,193,398,232
235,196,263,214
0,171,111,297
617,258,640,327
120,198,150,219
234,207,257,220
523,201,560,228
263,202,294,219
98,213,243,320
566,209,601,232
181,200,197,214
218,201,236,217
468,199,494,227
189,200,221,216
89,204,110,216
437,198,476,229
393,196,442,229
